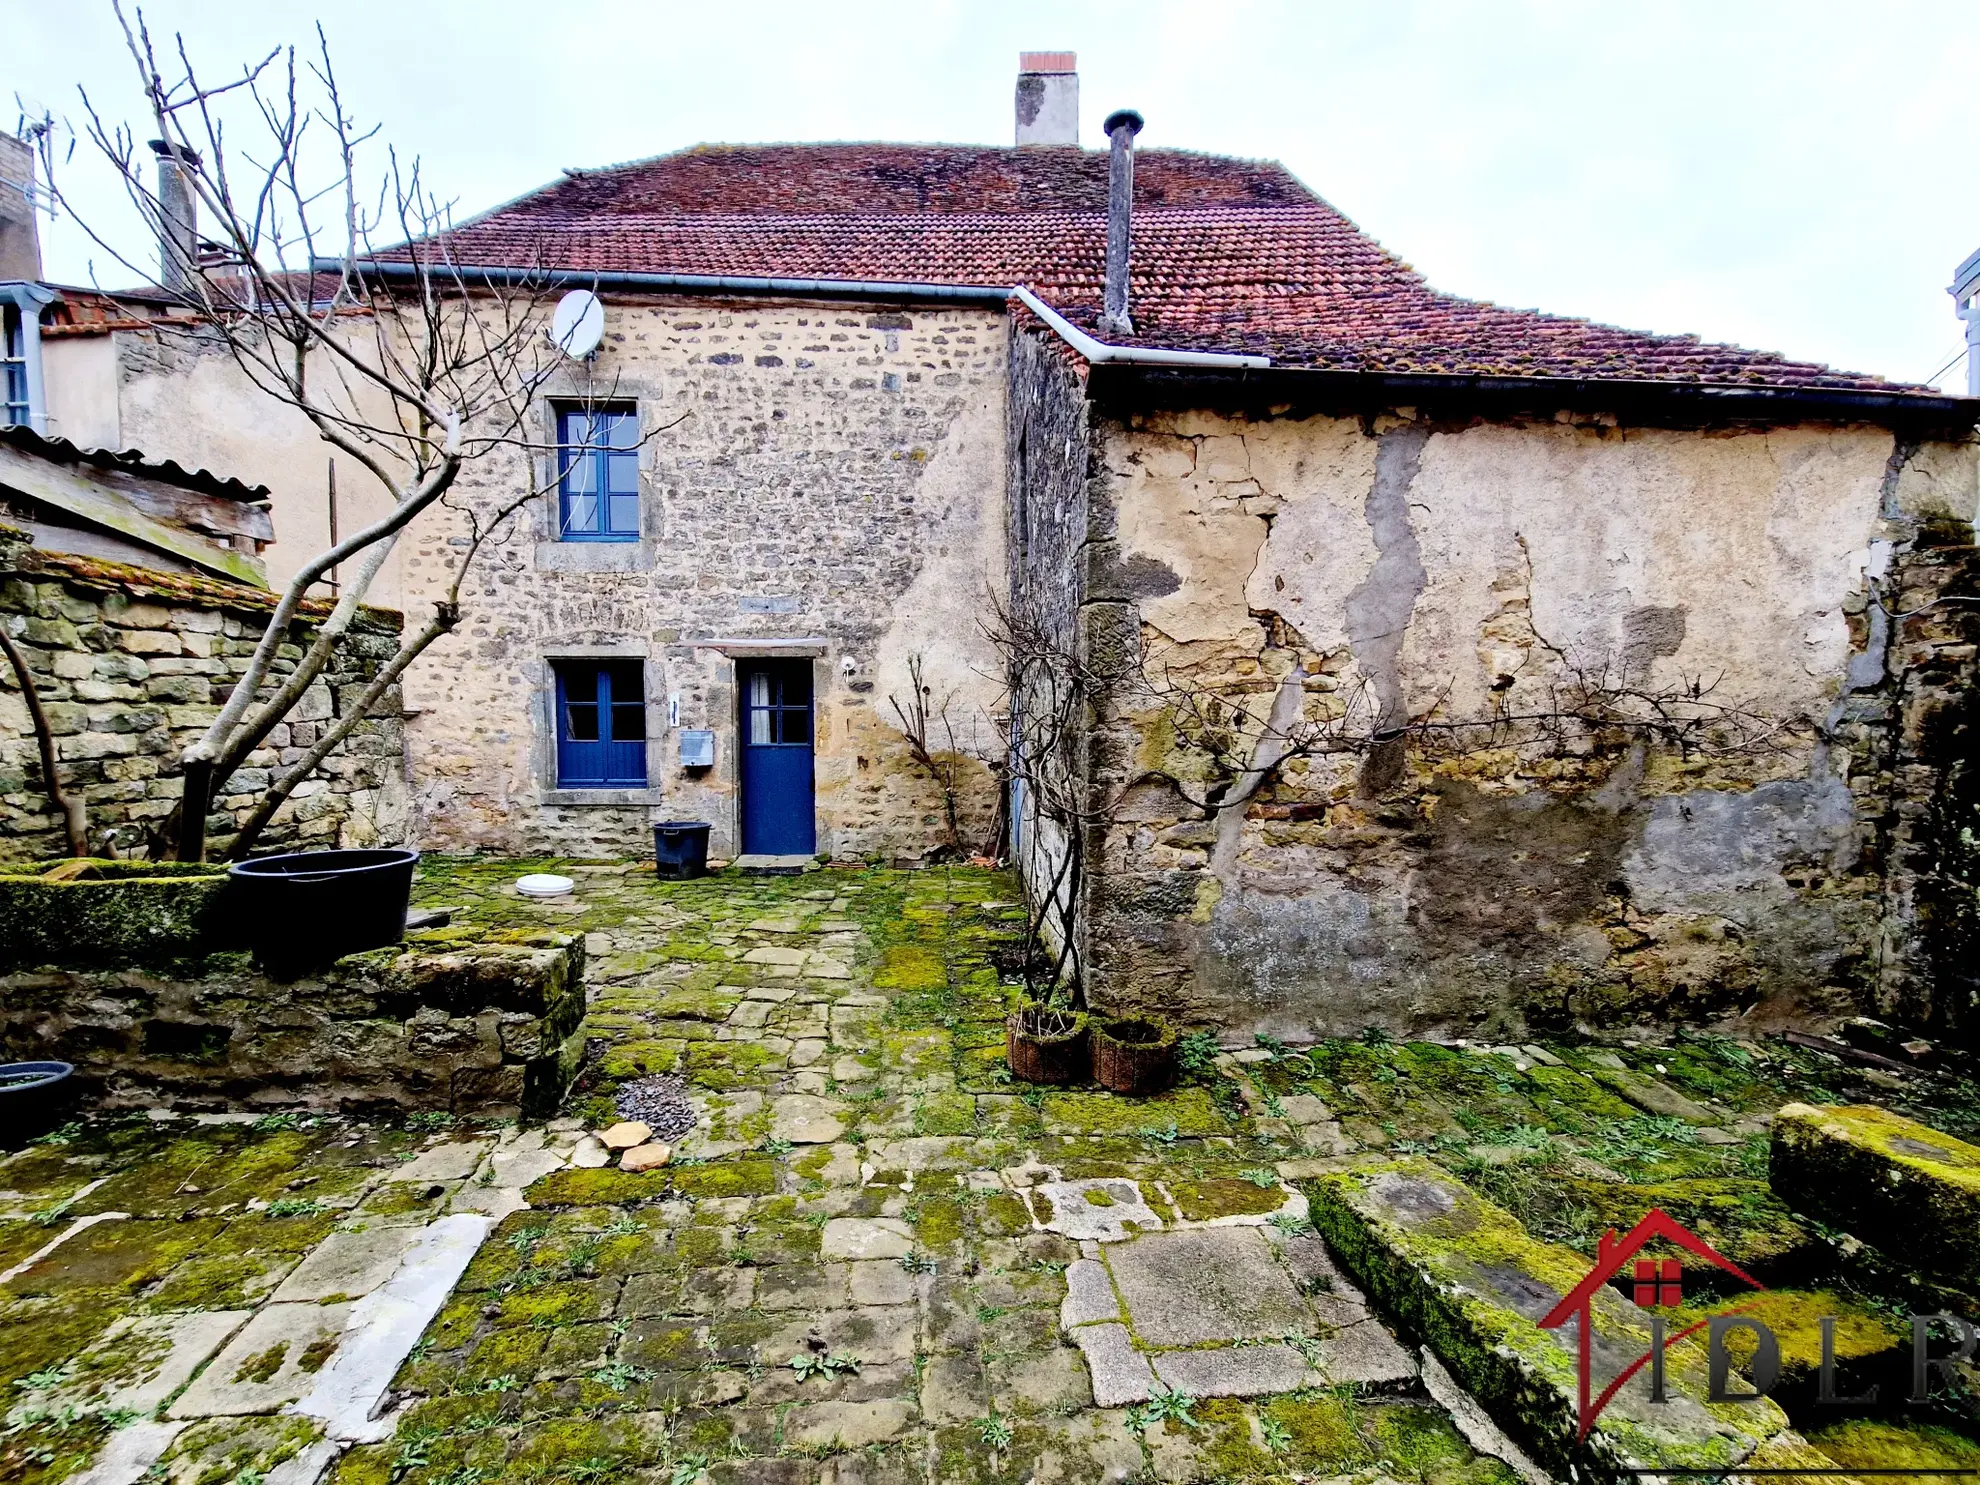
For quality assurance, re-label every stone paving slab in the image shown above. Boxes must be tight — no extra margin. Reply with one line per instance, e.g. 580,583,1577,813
83,1309,253,1415
1310,1155,1791,1485
1771,1100,1980,1286
1105,1226,1314,1346
271,1226,421,1304
170,1301,355,1418
18,861,1980,1484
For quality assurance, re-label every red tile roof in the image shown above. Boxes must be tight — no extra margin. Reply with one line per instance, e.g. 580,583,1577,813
425,144,1918,392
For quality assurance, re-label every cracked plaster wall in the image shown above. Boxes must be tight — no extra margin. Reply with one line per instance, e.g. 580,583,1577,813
1083,405,1980,1038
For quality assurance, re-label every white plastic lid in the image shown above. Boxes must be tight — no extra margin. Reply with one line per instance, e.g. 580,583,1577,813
515,873,575,898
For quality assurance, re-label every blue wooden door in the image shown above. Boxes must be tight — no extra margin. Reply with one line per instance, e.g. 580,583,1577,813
739,660,815,855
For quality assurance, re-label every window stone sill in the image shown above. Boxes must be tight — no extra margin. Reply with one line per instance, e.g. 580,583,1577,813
534,541,654,574
539,787,665,808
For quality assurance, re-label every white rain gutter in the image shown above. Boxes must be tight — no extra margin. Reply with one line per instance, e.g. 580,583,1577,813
1011,284,1270,369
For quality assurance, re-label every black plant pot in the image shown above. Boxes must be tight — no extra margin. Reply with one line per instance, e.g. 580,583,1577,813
226,848,419,980
1,1062,77,1148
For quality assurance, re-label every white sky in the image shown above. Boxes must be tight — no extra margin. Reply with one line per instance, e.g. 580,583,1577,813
8,0,1977,392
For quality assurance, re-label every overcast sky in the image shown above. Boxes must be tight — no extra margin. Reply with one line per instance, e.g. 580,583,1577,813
9,0,1977,392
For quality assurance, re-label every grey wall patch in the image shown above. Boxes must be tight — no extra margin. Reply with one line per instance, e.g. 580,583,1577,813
1621,605,1687,679
1116,553,1183,600
1343,424,1431,729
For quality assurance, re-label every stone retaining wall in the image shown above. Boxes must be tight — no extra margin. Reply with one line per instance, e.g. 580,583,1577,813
0,932,586,1116
0,520,409,861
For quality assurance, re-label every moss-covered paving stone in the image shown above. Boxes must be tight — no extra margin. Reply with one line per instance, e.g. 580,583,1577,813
1309,1154,1793,1484
17,858,1980,1483
1771,1101,1980,1287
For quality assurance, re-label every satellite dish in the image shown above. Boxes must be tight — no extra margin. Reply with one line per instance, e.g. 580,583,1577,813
549,290,604,359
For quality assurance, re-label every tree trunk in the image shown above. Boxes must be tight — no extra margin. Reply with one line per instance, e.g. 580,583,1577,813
0,628,87,857
176,759,213,864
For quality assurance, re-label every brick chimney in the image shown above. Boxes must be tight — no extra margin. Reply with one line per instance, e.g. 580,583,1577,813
0,130,42,282
1015,52,1078,147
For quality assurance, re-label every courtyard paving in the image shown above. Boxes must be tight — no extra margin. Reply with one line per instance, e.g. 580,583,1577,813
5,859,1980,1483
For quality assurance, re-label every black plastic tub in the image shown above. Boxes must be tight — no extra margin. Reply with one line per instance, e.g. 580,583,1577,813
653,822,712,880
226,848,419,979
1,1061,77,1148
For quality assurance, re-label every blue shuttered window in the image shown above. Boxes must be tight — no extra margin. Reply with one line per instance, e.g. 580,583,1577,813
2,305,27,428
555,659,647,787
556,406,640,541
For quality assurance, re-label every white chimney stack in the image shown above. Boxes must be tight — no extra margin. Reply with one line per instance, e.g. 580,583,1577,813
1015,52,1078,147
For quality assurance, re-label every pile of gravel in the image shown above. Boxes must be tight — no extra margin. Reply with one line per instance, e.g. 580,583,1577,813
615,1073,697,1142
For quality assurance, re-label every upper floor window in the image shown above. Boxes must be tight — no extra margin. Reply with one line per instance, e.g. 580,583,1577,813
554,658,647,787
2,304,27,429
556,404,640,542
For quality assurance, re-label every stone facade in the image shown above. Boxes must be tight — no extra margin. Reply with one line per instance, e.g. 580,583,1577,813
1011,329,1980,1039
0,932,585,1116
1858,534,1980,1038
49,284,1980,1041
0,522,408,861
396,297,1009,861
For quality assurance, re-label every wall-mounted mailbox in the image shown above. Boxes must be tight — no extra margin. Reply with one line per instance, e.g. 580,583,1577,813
679,729,715,769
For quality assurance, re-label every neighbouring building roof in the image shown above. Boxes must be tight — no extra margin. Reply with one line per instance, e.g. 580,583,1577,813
0,423,271,505
0,423,273,586
432,143,1924,394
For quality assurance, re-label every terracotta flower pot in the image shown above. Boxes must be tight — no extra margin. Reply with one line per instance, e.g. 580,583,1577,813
1092,1016,1178,1096
1005,1005,1090,1086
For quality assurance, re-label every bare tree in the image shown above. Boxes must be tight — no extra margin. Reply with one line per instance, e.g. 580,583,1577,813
984,598,1140,1005
888,653,969,859
1144,641,1800,814
60,8,619,860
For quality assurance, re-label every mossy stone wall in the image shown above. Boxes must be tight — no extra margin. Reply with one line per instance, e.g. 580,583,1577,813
0,930,584,1116
0,525,409,861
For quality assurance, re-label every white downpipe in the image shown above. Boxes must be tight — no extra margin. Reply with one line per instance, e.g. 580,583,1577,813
1011,285,1270,369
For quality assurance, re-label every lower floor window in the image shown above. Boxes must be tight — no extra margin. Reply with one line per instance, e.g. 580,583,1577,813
555,658,647,787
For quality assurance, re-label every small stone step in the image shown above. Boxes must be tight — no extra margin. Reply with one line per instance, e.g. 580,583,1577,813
732,854,815,875
1771,1102,1980,1289
1306,1155,1792,1485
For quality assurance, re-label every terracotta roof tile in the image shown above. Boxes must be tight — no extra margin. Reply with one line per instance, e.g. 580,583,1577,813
395,144,1923,393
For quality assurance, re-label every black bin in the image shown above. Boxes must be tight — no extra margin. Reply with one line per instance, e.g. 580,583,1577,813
1,1062,77,1149
227,848,420,979
653,821,712,880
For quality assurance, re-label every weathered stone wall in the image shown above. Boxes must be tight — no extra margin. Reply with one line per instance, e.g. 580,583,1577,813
1005,323,1098,958
1857,534,1980,1039
0,522,410,861
0,932,585,1116
1043,373,1980,1039
399,296,1009,862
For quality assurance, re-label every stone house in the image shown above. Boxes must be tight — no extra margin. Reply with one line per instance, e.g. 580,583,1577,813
6,56,1978,1033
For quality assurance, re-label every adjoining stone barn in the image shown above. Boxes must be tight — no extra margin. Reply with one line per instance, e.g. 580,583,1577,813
6,53,1979,1040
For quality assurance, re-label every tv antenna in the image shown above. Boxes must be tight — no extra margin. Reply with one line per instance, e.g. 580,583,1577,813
10,95,74,218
